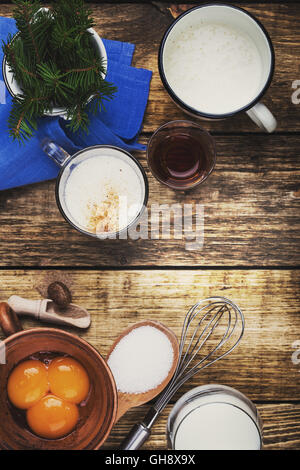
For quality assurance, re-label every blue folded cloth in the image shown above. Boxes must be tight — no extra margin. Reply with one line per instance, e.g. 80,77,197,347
0,17,152,190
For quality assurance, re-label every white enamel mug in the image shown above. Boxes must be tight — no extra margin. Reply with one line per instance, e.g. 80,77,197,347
159,3,277,133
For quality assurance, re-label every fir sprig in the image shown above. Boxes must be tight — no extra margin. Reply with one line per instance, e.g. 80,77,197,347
2,0,117,143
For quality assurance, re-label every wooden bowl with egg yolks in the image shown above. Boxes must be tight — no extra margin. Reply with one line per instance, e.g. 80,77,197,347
0,328,117,449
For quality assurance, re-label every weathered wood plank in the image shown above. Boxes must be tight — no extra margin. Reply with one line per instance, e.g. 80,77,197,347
0,269,299,449
0,135,298,266
0,3,299,133
0,269,299,401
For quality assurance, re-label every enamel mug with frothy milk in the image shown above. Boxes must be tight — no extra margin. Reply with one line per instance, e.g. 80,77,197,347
41,140,149,239
159,4,277,132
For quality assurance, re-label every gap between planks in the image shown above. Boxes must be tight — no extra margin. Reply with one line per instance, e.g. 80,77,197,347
0,266,298,271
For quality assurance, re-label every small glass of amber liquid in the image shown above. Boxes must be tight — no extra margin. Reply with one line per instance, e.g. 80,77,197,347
147,120,216,190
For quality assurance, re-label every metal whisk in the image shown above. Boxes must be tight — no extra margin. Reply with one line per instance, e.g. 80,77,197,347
120,296,245,450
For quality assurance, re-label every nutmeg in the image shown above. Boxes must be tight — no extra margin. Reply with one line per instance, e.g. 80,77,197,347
47,282,72,309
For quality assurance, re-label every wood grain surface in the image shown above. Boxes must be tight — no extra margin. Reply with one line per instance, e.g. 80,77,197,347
0,269,299,448
0,135,298,266
0,1,299,451
0,3,299,266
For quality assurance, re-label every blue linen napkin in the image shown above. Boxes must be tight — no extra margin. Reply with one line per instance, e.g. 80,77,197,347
0,17,152,191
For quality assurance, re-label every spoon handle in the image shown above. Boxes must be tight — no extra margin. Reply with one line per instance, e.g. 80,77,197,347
7,295,91,329
7,295,48,318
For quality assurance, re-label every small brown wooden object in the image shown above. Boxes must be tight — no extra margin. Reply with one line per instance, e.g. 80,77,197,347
0,302,22,337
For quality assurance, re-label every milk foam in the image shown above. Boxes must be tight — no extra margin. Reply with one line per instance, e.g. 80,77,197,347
64,155,144,234
163,22,263,114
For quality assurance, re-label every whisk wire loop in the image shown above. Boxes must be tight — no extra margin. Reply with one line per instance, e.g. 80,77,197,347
154,297,244,413
176,303,228,379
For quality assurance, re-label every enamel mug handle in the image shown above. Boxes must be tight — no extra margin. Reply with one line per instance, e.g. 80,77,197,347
246,103,277,133
41,138,71,167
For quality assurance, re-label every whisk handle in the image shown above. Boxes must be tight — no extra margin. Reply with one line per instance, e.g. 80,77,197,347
120,407,159,450
120,423,151,450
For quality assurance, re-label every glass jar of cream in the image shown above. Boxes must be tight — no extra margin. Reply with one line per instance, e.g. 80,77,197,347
167,384,262,450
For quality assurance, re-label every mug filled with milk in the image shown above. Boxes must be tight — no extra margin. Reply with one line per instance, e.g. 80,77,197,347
42,140,148,239
167,384,262,450
159,4,277,133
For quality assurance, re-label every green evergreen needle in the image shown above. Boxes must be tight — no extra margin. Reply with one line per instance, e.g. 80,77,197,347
3,0,117,143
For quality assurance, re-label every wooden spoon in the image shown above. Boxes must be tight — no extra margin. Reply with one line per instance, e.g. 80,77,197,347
107,320,179,422
7,295,91,329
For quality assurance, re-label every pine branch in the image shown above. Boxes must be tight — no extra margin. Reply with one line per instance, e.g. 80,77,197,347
7,94,45,143
13,0,43,63
88,81,117,115
66,105,89,134
53,0,94,31
3,0,117,143
3,34,39,90
37,62,74,104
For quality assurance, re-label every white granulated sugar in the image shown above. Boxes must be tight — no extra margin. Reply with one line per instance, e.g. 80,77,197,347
64,155,143,234
108,326,174,394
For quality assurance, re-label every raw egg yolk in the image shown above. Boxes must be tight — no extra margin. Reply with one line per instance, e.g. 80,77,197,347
7,360,49,409
27,394,79,439
48,357,90,404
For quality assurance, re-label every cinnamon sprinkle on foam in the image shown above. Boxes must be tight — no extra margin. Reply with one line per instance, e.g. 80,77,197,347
86,186,120,234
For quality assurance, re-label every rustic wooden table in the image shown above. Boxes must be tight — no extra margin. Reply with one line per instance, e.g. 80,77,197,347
0,2,299,450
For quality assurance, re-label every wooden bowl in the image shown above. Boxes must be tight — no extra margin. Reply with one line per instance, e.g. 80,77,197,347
0,324,117,449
